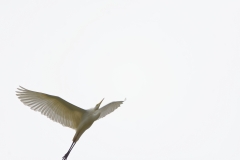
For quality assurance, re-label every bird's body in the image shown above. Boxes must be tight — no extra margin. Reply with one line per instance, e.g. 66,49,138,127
72,109,100,142
16,86,125,160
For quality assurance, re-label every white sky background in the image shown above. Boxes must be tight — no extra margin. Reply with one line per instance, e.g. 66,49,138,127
0,0,240,159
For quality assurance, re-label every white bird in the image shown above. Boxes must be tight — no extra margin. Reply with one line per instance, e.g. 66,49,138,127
16,86,125,160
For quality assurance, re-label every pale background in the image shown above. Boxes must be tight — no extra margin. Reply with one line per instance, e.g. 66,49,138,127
0,0,240,160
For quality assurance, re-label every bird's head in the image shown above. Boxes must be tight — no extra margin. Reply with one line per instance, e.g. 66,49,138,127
94,98,104,110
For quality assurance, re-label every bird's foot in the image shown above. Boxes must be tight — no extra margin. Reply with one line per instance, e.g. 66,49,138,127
62,151,70,160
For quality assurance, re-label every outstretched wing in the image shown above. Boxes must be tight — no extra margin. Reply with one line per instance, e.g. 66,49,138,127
97,100,125,120
16,86,86,130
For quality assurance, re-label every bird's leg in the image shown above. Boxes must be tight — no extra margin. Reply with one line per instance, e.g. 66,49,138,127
62,142,76,160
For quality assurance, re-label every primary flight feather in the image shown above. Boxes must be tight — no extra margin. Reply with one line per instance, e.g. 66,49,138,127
16,86,125,160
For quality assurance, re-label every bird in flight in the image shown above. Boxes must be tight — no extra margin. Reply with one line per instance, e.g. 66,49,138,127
16,86,125,160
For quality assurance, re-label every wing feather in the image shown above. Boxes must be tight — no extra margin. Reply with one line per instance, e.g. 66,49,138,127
97,101,125,120
16,86,86,130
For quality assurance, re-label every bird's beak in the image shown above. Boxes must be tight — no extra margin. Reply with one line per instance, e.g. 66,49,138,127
98,98,104,106
95,98,104,110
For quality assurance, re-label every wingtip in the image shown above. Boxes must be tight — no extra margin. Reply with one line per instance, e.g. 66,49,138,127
17,86,27,91
19,86,25,89
16,86,22,97
16,86,27,95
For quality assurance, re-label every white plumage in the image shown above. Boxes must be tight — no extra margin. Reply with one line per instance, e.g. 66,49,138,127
16,86,125,160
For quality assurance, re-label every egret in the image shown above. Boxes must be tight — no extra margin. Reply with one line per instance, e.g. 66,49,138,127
16,86,125,160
